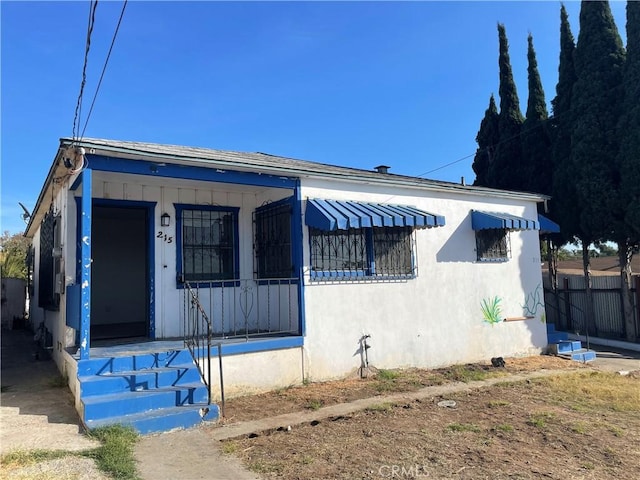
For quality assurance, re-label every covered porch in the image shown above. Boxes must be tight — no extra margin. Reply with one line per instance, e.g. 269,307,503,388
65,147,306,361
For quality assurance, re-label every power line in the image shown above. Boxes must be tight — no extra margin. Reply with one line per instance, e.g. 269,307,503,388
72,0,99,143
418,152,476,176
81,0,128,139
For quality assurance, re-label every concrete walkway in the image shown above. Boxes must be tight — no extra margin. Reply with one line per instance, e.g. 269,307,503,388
0,328,100,455
2,326,638,480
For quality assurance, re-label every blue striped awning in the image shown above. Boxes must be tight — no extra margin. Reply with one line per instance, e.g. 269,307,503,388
538,214,560,234
471,210,540,231
306,199,446,231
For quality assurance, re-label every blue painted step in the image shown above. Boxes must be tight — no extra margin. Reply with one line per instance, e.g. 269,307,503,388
86,404,219,435
548,340,582,355
546,324,597,363
78,349,193,376
78,347,218,434
82,383,209,421
79,364,202,397
547,331,569,344
559,348,597,363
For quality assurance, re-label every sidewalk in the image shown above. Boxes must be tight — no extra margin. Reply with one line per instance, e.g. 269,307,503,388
0,328,100,455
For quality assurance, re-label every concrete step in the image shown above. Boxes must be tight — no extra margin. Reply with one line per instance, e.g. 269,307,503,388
559,348,597,363
546,323,557,334
85,404,219,435
77,349,193,376
79,364,201,397
548,341,582,355
81,383,209,422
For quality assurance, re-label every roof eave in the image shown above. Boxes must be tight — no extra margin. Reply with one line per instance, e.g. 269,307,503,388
24,143,67,238
62,138,548,203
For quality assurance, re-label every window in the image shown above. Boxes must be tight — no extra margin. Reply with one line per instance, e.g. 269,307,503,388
254,200,293,279
38,210,61,310
310,226,414,279
475,228,510,261
373,227,413,275
176,205,239,283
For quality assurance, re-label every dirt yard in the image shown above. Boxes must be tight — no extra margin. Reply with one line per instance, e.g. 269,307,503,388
221,357,640,479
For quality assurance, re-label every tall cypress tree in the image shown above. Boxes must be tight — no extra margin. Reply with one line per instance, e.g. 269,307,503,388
550,4,579,246
570,0,625,336
521,33,551,195
472,95,500,186
571,0,625,243
548,4,578,295
488,24,524,190
617,1,640,340
619,1,640,239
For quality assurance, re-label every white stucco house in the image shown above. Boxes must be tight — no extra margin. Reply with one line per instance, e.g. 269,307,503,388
25,137,555,433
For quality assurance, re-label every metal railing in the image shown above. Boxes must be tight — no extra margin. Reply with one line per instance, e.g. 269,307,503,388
183,281,213,404
182,277,300,405
183,278,300,340
543,290,590,350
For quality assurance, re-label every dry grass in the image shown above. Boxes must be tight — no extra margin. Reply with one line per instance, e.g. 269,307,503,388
539,371,640,412
222,369,640,479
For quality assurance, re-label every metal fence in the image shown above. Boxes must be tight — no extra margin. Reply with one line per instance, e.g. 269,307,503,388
543,274,640,342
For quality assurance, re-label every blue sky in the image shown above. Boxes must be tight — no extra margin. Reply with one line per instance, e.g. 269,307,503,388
0,1,629,235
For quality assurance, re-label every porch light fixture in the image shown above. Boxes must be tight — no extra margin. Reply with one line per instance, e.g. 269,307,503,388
161,212,171,227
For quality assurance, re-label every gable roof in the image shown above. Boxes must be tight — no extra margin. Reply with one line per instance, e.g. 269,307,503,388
25,137,548,237
66,137,547,198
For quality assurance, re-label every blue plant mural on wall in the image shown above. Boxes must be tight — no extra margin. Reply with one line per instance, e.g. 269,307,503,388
522,283,546,322
481,296,503,325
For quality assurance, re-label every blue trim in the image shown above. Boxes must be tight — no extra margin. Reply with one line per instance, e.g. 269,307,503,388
178,280,241,289
293,181,306,337
86,154,297,189
74,196,82,284
256,278,300,286
305,198,445,231
79,170,92,360
471,210,540,231
309,271,414,281
174,204,240,286
538,214,560,234
197,336,304,357
311,270,368,279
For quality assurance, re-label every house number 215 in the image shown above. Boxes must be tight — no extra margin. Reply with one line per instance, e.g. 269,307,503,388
157,231,173,243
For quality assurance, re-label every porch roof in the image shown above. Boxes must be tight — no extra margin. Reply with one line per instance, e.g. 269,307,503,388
305,198,446,231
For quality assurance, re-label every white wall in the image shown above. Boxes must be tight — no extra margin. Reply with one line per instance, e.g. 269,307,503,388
202,347,306,400
299,178,547,381
38,167,547,392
